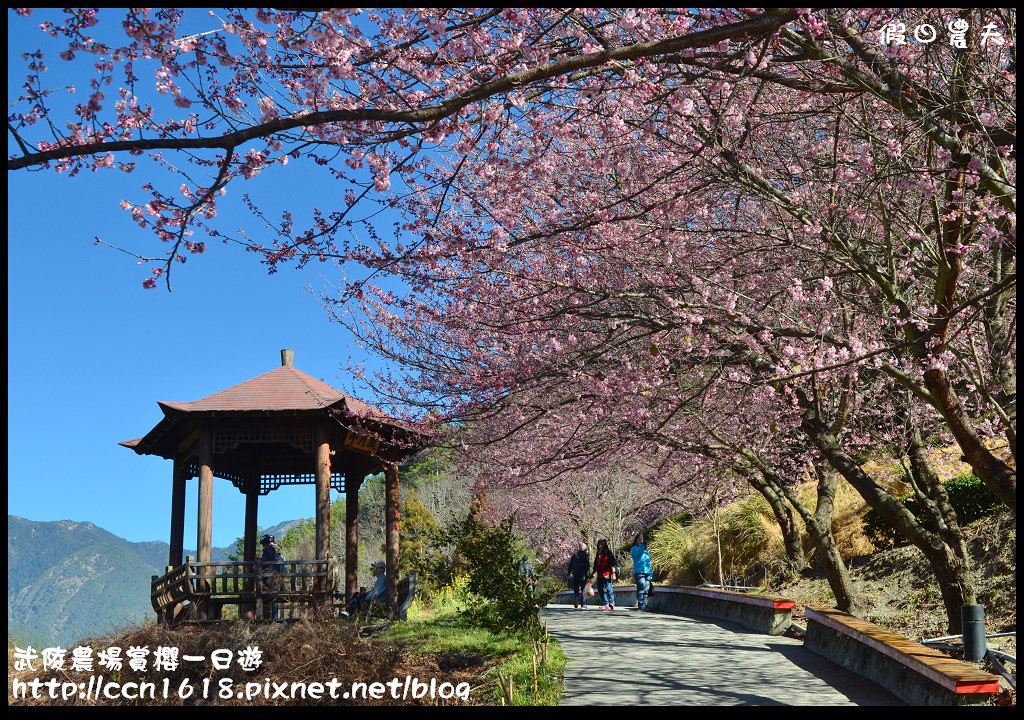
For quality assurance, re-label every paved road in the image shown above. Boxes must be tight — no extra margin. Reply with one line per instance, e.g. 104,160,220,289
543,605,903,706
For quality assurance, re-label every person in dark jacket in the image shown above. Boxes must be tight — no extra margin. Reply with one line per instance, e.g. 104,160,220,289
593,539,619,610
567,541,592,609
259,534,286,620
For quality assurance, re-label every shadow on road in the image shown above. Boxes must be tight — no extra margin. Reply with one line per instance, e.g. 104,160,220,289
544,604,903,706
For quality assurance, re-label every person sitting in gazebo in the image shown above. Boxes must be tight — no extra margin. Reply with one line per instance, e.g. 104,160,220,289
342,561,387,617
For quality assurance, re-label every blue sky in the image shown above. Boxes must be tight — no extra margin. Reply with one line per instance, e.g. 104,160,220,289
7,10,405,547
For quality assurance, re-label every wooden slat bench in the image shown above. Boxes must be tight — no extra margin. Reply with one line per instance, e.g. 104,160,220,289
804,607,1001,706
553,585,796,635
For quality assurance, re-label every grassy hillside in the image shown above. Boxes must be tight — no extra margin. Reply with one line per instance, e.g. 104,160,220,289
643,445,1009,589
641,446,1015,656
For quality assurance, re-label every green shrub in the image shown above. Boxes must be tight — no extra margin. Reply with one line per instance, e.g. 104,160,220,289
864,473,1007,548
444,515,554,638
399,488,448,596
427,574,482,618
943,473,1009,523
851,448,873,465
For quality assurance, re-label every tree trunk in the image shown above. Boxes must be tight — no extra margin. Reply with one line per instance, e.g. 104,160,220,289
923,368,1016,511
740,455,859,614
713,488,725,588
982,238,1016,457
802,413,978,632
804,461,860,615
746,470,807,575
810,523,858,613
905,428,978,628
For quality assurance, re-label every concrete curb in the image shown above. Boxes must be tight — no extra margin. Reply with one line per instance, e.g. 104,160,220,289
554,584,794,635
804,607,1001,706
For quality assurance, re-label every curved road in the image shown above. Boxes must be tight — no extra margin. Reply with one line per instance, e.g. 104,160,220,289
543,605,903,706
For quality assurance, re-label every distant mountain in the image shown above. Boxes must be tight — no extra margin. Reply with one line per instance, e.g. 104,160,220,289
7,618,51,649
130,540,177,570
7,516,229,647
264,518,308,539
136,540,231,567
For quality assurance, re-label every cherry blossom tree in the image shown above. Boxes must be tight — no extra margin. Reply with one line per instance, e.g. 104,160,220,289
8,7,800,287
8,8,1014,630
319,9,1011,628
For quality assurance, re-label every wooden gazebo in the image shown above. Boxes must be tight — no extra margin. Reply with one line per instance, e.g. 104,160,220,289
121,349,424,623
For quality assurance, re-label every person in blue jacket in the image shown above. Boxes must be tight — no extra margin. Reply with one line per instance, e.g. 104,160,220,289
342,560,387,617
631,534,653,611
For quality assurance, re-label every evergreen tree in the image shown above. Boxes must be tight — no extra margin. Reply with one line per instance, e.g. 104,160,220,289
399,487,445,594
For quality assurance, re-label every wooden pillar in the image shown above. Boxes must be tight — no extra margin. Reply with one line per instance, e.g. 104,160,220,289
345,470,362,599
242,474,259,620
315,431,332,562
168,455,186,567
244,475,259,563
384,462,400,619
314,430,332,608
196,426,214,620
197,426,214,564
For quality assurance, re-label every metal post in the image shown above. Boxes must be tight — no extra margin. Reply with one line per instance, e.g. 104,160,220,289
962,604,987,661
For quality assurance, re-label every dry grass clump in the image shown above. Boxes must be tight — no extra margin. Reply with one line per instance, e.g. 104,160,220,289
648,463,917,587
650,493,789,586
792,480,877,560
10,618,486,706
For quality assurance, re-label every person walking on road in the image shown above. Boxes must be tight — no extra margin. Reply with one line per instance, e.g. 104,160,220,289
520,555,537,589
567,541,592,609
593,539,619,610
631,534,653,611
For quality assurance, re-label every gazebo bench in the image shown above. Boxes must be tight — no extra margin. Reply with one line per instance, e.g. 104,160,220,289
804,606,1001,705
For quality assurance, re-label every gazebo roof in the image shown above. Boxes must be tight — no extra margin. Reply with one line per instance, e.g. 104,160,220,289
120,353,422,461
155,364,390,417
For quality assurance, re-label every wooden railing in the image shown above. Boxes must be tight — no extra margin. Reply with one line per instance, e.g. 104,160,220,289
151,562,195,623
151,557,337,625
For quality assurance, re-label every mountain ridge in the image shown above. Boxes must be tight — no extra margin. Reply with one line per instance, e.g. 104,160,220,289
7,515,233,647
